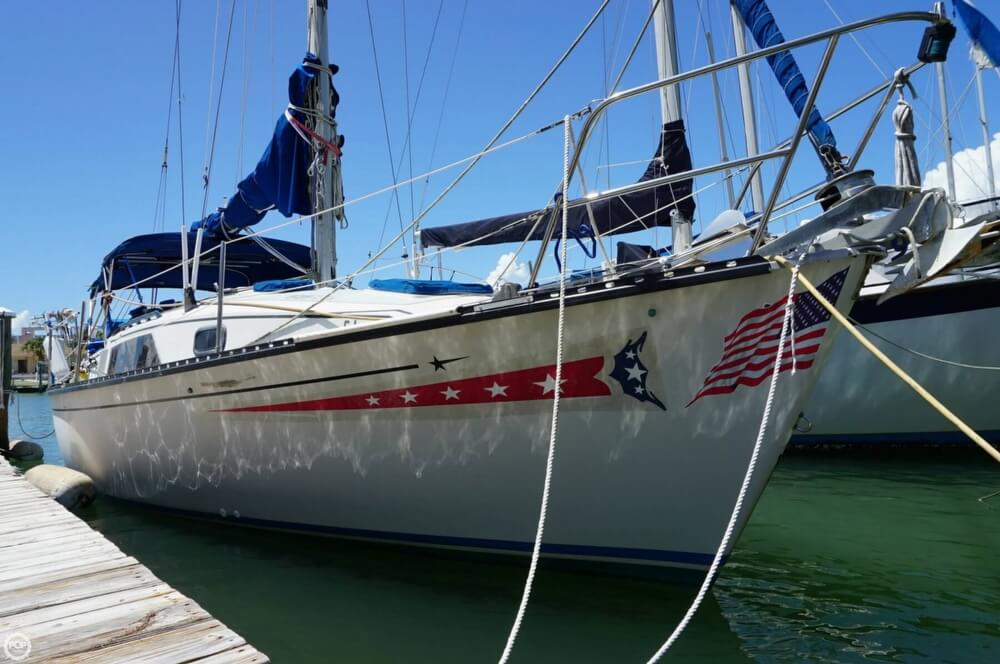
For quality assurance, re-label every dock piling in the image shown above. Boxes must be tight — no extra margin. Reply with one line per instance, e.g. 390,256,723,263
1,308,14,454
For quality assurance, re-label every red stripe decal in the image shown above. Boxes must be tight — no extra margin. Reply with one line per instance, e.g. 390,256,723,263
213,356,611,413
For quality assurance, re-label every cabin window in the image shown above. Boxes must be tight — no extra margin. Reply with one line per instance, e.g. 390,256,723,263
193,326,225,356
108,334,159,374
135,335,159,369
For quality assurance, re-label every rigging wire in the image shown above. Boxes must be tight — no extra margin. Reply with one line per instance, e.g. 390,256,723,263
175,0,188,227
269,0,276,120
417,0,468,214
409,0,611,230
200,0,240,220
821,0,887,79
110,119,559,297
595,1,631,191
365,0,408,257
235,0,259,181
153,21,179,232
821,0,937,141
373,0,445,263
402,0,416,228
608,0,660,96
202,0,224,187
101,161,730,311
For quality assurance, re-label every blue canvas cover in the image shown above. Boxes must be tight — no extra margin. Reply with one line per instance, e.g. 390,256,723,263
369,279,493,295
89,232,314,296
193,54,338,236
253,278,315,292
955,0,1000,67
420,120,695,248
734,0,837,149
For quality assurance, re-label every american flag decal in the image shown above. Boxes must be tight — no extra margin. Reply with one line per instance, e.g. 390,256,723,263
686,268,848,407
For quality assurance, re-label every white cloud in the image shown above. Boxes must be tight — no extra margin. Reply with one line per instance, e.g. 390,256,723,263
11,310,31,334
923,132,1000,218
486,252,530,288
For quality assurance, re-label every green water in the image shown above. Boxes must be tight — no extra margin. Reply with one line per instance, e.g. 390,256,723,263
8,393,1000,662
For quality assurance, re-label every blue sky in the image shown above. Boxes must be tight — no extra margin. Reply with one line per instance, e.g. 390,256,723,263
2,0,998,324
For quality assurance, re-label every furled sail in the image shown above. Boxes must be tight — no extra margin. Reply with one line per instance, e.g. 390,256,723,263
44,334,72,383
955,0,1000,67
420,120,695,248
191,54,341,237
733,0,837,150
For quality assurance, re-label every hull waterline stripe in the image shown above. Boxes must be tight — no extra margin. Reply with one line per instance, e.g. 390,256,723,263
108,499,718,567
789,429,1000,445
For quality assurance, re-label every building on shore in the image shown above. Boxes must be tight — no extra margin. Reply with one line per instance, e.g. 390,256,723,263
11,325,46,378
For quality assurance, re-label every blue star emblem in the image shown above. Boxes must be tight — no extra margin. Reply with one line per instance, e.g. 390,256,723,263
610,332,665,410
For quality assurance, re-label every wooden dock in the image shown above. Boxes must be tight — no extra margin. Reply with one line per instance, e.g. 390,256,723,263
0,457,269,663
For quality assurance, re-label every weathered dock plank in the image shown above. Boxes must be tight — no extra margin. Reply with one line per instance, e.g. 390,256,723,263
0,457,269,663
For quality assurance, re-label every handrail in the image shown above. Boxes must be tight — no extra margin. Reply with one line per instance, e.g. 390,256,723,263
750,35,840,254
569,11,940,179
734,60,928,211
529,10,945,277
565,149,789,209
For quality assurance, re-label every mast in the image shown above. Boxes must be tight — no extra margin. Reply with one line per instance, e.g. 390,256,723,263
936,61,957,201
652,0,683,125
973,46,997,209
652,0,692,251
730,2,765,214
933,4,957,201
706,31,736,208
307,0,339,281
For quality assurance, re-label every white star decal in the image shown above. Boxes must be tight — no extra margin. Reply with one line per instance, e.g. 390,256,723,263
365,395,380,406
441,386,461,400
401,390,418,404
485,382,509,398
533,373,566,395
625,363,647,382
633,385,645,395
625,349,636,360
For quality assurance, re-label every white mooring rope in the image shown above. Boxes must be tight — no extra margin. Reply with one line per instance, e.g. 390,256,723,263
498,115,572,664
646,260,802,663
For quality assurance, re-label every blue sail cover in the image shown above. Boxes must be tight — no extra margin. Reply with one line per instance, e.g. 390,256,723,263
193,54,335,236
955,0,1000,67
88,233,313,296
734,0,837,149
420,120,695,248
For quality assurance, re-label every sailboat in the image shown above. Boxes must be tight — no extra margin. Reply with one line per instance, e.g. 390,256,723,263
49,1,983,574
793,0,1000,447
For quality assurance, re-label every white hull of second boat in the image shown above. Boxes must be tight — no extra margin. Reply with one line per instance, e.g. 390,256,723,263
51,257,864,571
795,279,1000,446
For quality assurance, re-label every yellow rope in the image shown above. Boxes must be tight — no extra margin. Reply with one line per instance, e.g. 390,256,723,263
773,255,1000,464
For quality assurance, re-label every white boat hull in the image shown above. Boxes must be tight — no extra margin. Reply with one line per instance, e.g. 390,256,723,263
51,258,864,571
795,278,1000,446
